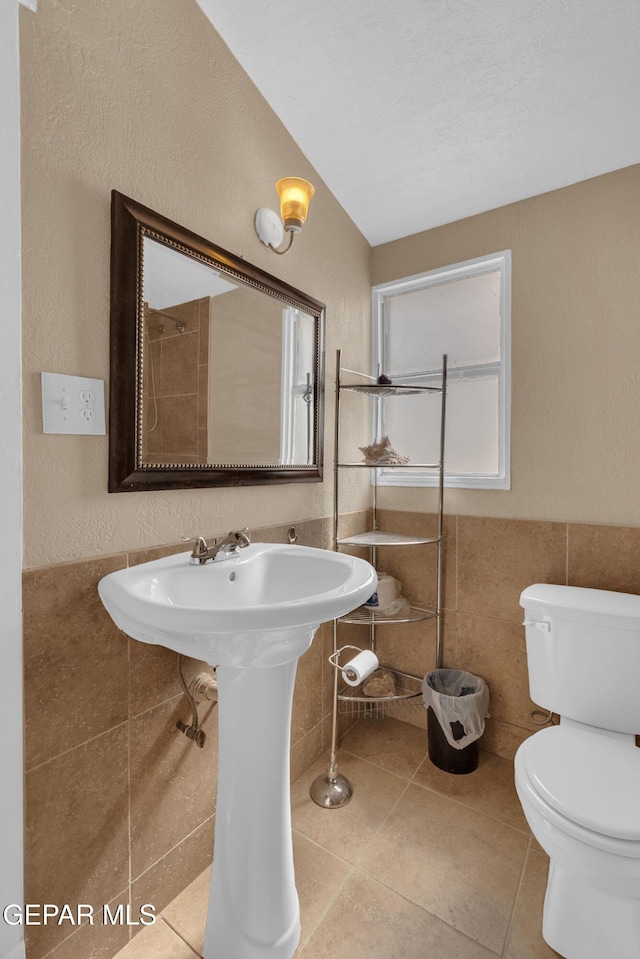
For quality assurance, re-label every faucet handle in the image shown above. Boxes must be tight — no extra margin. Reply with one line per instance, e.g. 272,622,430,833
189,536,210,564
183,534,216,546
224,528,250,548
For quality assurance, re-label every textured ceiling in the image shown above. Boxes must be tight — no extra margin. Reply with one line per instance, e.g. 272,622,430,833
197,0,640,246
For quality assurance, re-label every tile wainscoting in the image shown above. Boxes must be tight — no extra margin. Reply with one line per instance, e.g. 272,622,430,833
22,510,639,958
373,511,640,757
22,518,335,959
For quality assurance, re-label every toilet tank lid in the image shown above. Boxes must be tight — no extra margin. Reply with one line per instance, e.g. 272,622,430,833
520,584,640,628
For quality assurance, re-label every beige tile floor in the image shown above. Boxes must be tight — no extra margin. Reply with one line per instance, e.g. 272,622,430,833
114,717,560,958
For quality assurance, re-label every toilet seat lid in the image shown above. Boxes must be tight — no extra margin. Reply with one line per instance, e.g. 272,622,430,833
521,726,640,841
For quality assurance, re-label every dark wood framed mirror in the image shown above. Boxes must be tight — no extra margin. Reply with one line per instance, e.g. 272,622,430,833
109,191,325,492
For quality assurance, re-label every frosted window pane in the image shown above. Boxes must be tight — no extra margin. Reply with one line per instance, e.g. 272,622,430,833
386,270,501,372
382,377,499,475
373,251,510,488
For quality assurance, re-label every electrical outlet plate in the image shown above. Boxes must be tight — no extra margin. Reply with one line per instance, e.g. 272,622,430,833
41,372,106,435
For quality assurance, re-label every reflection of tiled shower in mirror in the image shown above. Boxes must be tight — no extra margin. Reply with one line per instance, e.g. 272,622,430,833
142,298,210,465
141,233,317,469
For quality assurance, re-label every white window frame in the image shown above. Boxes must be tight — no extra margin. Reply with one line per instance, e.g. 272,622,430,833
371,250,511,490
280,307,314,465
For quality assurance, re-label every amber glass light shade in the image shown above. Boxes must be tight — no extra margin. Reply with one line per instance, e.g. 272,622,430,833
276,177,315,234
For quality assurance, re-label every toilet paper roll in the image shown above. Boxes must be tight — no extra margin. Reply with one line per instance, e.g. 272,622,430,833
342,649,379,687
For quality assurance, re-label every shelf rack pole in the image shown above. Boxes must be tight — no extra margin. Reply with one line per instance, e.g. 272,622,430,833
332,349,341,551
435,354,448,669
371,447,378,655
310,350,354,809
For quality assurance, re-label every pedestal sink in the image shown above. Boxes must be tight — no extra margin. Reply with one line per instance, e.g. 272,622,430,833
98,541,375,959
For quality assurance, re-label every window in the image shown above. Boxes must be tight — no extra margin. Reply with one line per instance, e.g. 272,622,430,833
280,307,316,465
371,251,511,489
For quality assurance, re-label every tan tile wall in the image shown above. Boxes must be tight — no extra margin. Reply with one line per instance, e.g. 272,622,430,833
26,506,617,958
142,298,210,465
375,511,640,759
22,518,332,959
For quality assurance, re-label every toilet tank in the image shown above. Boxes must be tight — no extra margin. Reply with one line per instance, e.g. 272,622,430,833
520,584,640,734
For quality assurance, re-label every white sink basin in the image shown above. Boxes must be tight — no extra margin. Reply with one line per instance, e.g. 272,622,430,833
98,542,375,664
98,540,375,959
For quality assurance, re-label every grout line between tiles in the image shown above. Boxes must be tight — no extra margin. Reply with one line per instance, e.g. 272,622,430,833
337,722,532,815
453,608,530,627
350,860,504,958
407,771,531,836
455,512,459,621
291,853,355,954
291,751,415,874
35,922,83,958
298,715,325,742
157,916,203,958
290,827,357,870
25,719,130,775
40,884,131,959
339,745,427,785
130,813,216,886
295,823,358,871
501,834,533,957
129,689,185,721
351,778,413,870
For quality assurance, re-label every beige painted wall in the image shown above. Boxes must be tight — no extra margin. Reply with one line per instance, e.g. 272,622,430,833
372,165,640,527
20,0,372,568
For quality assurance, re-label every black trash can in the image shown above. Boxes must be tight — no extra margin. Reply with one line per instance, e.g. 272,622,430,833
423,669,489,775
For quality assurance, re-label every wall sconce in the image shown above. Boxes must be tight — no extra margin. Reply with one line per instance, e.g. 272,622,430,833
255,177,315,255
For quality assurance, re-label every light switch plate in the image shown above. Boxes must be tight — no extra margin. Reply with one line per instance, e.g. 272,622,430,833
41,372,106,435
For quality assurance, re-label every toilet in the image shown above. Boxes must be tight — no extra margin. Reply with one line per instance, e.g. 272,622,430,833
515,584,640,959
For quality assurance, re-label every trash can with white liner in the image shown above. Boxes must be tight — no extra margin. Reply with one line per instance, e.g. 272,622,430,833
423,668,490,774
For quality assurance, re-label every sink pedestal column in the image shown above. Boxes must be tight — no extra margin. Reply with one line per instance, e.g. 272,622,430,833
96,543,376,955
203,641,310,959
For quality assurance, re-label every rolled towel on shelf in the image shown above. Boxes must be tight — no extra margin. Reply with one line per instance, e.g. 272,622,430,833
364,572,400,612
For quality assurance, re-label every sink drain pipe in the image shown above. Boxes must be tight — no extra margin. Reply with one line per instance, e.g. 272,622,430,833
175,653,210,748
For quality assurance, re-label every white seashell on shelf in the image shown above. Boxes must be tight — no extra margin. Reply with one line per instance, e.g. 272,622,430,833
359,436,410,465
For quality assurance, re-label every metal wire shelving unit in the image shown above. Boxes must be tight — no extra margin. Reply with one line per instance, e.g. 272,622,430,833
310,349,447,808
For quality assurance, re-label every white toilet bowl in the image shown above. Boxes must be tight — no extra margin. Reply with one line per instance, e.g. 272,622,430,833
515,724,640,959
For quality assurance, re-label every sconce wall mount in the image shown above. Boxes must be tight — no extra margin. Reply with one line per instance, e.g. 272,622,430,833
255,177,315,255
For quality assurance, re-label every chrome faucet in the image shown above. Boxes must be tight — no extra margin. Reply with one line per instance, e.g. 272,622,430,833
189,528,251,565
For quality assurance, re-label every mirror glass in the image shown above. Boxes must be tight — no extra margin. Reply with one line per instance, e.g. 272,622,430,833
109,192,325,492
141,236,317,468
